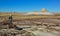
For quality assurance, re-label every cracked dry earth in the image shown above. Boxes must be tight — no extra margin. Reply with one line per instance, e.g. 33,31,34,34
20,27,60,36
16,19,60,36
0,19,60,36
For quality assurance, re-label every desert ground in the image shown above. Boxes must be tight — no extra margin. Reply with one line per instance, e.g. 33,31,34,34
0,13,60,36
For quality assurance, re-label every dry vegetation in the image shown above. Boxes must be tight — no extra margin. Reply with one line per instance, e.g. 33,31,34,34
0,13,60,36
0,13,60,20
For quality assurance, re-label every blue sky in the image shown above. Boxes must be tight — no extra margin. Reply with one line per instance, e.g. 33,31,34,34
0,0,60,12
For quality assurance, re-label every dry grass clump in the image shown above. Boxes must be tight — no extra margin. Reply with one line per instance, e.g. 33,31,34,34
19,30,27,34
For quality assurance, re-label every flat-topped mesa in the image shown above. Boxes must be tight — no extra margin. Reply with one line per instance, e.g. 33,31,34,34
41,8,48,12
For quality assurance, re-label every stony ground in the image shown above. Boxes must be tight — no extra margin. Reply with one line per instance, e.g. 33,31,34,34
0,18,60,36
